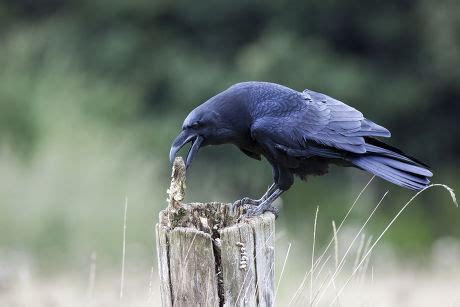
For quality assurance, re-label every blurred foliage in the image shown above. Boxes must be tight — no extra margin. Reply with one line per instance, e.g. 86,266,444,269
0,0,459,270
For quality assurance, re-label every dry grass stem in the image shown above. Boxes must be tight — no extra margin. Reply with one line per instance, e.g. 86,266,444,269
120,197,128,299
275,242,292,299
310,206,319,304
332,220,339,270
316,191,388,304
331,184,457,305
288,176,375,306
86,251,97,300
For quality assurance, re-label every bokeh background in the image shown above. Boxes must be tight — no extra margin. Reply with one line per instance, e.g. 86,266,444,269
0,0,459,305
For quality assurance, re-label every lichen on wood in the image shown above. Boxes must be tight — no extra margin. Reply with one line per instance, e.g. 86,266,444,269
165,157,187,227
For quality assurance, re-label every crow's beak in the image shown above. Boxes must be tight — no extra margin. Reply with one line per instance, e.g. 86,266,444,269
169,130,204,169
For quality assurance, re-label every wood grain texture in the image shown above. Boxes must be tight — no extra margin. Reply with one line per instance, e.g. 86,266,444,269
248,213,275,306
157,158,275,306
156,224,172,307
220,222,256,306
168,227,219,307
156,211,275,307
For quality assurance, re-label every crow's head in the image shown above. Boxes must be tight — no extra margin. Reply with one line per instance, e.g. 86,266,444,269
169,84,252,168
169,105,225,169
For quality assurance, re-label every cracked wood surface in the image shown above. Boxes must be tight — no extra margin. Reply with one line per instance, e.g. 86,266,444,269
156,157,275,306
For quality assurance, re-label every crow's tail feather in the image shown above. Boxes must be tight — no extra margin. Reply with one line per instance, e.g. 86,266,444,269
349,140,433,190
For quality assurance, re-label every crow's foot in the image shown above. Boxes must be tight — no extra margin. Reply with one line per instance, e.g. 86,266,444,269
242,188,284,219
230,197,280,221
232,197,261,208
266,205,280,218
230,197,262,215
243,203,279,219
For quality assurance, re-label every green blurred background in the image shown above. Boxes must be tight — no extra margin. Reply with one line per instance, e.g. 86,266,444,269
0,0,459,275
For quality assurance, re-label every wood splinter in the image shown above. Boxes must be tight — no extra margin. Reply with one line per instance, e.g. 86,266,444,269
156,157,276,306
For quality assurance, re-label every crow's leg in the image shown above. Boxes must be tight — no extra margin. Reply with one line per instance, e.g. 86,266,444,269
244,188,284,217
233,162,278,206
231,155,283,216
231,183,277,210
244,165,292,217
258,183,277,201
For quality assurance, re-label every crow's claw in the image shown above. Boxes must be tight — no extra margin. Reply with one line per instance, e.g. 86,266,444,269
238,197,260,206
265,205,280,218
231,197,260,213
230,198,249,217
232,194,280,220
243,204,279,219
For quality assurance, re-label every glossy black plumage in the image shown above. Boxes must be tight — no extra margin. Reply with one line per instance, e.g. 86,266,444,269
169,81,433,215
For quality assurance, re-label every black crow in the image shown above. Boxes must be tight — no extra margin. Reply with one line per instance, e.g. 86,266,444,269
169,81,433,216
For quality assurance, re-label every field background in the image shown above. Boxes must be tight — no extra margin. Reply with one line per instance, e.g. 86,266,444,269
0,1,459,306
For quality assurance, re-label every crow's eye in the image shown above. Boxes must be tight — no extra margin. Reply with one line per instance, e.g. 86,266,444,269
190,121,201,129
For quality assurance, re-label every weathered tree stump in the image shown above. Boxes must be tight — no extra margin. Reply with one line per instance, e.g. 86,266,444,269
156,157,275,307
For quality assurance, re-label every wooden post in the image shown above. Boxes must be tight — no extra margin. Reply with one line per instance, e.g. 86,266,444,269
156,157,275,306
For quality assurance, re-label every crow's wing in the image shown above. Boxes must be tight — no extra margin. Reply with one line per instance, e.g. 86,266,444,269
298,89,391,153
251,89,390,155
